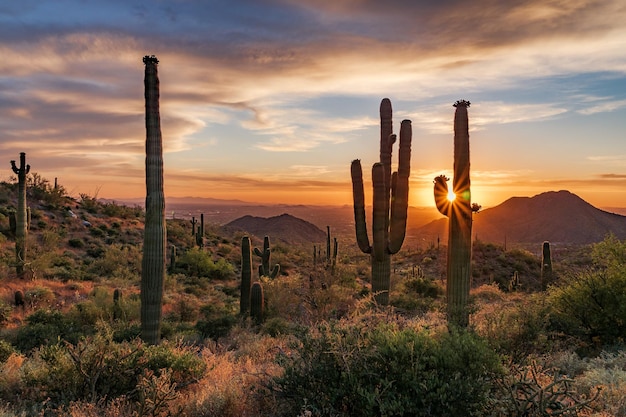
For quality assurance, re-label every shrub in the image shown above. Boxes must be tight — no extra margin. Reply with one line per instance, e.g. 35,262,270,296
273,316,502,417
177,248,235,280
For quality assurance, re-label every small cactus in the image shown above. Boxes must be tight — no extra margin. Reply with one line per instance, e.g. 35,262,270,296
250,281,265,324
541,241,553,290
14,290,25,308
169,245,177,273
240,236,253,315
10,152,30,279
254,236,280,278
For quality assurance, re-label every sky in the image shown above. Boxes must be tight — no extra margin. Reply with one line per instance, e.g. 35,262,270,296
1,0,625,209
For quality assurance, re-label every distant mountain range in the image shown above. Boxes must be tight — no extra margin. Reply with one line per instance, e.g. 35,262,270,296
415,190,626,245
224,213,327,244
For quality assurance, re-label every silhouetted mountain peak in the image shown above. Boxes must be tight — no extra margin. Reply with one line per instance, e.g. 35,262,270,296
416,190,626,245
225,213,326,244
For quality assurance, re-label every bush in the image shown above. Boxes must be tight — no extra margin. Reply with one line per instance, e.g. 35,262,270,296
18,325,205,409
177,248,235,280
273,316,502,417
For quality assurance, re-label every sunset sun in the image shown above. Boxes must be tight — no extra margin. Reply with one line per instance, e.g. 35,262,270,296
447,190,456,202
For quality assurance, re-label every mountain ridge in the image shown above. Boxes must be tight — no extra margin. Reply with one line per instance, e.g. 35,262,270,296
415,190,626,245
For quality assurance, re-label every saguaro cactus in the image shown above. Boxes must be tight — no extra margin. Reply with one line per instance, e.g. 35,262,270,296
250,281,265,324
351,98,412,305
541,241,553,290
433,99,479,328
11,152,30,278
141,55,166,345
240,236,253,315
254,235,280,278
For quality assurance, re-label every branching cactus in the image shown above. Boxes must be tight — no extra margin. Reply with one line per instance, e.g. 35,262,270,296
250,281,265,324
141,55,166,345
351,98,412,305
541,241,553,290
240,236,253,315
254,235,280,278
433,100,479,328
11,152,30,279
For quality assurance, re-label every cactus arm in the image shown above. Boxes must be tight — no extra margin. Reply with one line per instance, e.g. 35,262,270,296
269,264,280,279
372,162,387,262
389,119,412,254
350,159,371,254
10,161,18,174
434,175,451,216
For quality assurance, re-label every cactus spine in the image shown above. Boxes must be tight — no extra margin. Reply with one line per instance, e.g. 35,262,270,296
351,98,412,305
541,241,553,290
433,100,478,328
11,152,30,279
254,235,280,278
140,55,166,345
250,281,265,324
240,236,253,315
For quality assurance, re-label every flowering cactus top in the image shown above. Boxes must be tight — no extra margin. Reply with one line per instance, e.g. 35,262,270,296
453,99,471,108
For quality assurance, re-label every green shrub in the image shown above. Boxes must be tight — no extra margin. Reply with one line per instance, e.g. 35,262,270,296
18,325,205,409
0,340,15,363
14,310,80,352
274,316,502,417
177,248,235,280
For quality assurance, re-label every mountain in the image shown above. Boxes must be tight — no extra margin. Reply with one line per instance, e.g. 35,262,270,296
414,190,626,245
224,213,327,244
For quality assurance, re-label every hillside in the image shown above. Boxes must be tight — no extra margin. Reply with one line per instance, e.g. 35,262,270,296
414,190,626,245
225,213,326,244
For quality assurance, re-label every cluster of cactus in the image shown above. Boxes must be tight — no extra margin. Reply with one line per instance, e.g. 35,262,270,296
240,236,266,323
433,100,480,328
254,235,280,278
351,98,412,305
541,241,553,290
140,55,166,345
11,152,30,279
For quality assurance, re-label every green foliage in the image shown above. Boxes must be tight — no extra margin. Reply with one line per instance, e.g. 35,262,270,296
17,325,205,409
274,316,502,417
195,304,237,342
0,340,15,363
14,309,81,352
547,235,626,350
177,248,235,280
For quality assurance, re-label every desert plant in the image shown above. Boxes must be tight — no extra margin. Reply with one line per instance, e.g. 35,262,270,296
350,98,412,305
10,152,30,278
141,55,166,345
254,236,280,278
541,241,553,290
250,282,265,324
433,99,480,328
274,317,501,417
240,236,253,315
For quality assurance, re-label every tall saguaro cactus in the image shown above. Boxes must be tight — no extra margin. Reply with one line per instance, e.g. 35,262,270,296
141,55,166,345
433,100,479,328
240,236,253,315
11,152,30,278
351,98,412,305
541,241,553,290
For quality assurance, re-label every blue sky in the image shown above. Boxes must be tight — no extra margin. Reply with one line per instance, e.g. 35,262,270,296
1,0,625,208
